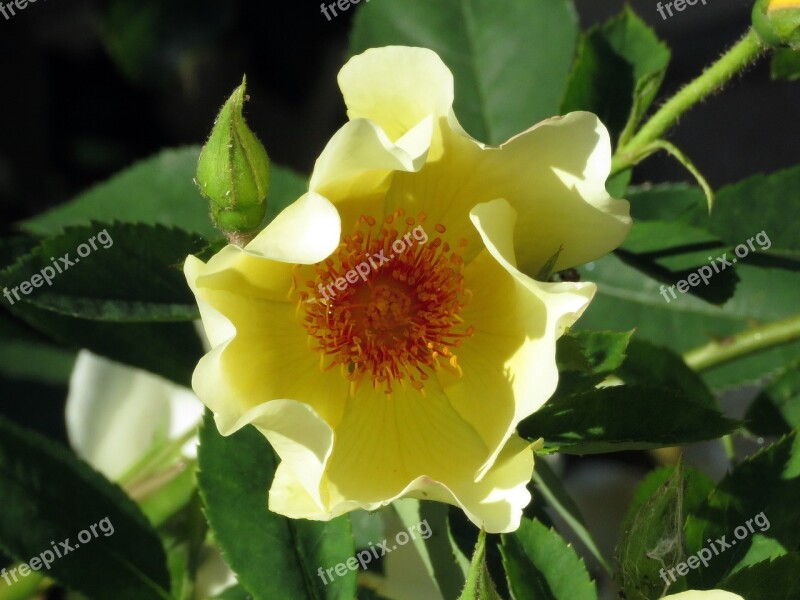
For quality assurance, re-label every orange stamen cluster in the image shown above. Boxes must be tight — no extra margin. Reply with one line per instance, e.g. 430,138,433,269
297,210,473,394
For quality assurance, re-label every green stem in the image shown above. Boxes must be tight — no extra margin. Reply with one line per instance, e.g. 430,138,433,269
721,434,737,465
458,529,500,600
683,314,800,372
612,29,765,175
119,425,199,488
138,460,198,527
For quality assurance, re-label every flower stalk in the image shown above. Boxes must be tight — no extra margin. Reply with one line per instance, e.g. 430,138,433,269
612,29,765,176
683,313,800,372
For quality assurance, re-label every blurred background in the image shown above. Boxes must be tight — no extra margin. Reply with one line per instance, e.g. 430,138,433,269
1,0,797,229
0,1,797,598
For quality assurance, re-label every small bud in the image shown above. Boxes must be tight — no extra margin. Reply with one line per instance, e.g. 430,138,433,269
753,0,800,49
197,76,270,235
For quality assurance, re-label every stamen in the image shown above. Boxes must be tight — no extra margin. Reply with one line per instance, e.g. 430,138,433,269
298,210,473,394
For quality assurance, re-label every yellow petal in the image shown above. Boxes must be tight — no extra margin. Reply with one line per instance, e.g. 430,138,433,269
441,434,534,532
661,591,744,600
308,118,432,228
245,191,341,264
438,198,594,478
338,46,454,141
263,377,533,532
490,112,631,273
237,399,335,514
190,296,348,431
323,381,489,506
386,112,630,274
184,210,350,431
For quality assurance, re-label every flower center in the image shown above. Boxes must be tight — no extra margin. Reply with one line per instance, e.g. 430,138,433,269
297,210,473,394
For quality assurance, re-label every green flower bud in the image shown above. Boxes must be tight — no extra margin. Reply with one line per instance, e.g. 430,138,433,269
196,76,270,235
753,0,800,49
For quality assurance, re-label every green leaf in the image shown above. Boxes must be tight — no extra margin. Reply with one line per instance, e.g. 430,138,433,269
561,6,670,144
576,253,800,391
606,169,632,198
1,223,206,323
21,147,307,239
0,233,39,266
159,490,207,600
630,168,800,265
624,465,715,531
618,220,737,305
570,330,634,376
0,311,75,385
745,360,800,436
553,330,634,402
536,246,564,282
771,48,800,81
615,463,687,600
458,530,502,600
720,554,800,600
620,465,715,597
0,307,202,387
627,181,703,218
501,518,597,600
0,416,171,600
635,140,715,212
0,312,75,440
519,385,740,455
618,339,718,410
621,220,719,259
555,334,592,374
711,166,800,263
613,171,800,389
531,459,611,576
22,148,218,238
685,433,800,588
392,500,467,600
350,0,579,144
0,223,206,386
197,411,357,600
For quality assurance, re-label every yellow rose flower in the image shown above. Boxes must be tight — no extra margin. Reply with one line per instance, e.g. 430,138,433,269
185,46,630,533
662,591,744,600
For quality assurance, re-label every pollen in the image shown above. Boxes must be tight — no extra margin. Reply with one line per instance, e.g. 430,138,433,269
298,211,473,394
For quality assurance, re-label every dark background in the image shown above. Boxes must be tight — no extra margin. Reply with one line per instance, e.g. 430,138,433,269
0,0,797,230
0,0,796,462
0,2,795,595
3,0,795,438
